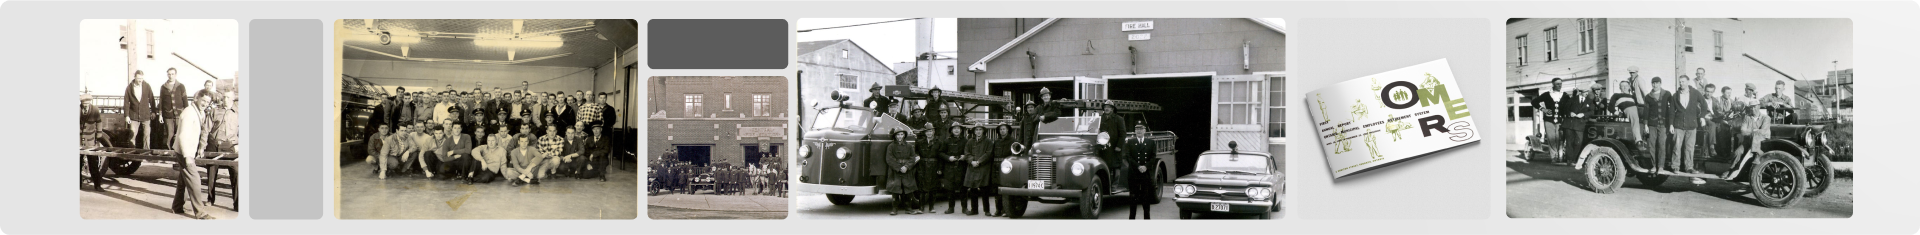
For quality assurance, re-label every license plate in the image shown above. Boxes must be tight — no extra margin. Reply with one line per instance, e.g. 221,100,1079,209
1210,202,1230,212
1026,180,1048,189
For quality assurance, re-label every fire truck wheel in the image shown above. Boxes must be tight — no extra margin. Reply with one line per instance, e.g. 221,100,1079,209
1750,151,1806,208
826,194,855,205
1580,147,1625,194
1803,154,1835,198
107,158,142,175
1078,176,1103,219
1007,196,1029,218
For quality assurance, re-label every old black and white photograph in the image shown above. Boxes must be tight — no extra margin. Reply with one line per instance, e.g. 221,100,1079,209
332,19,640,219
789,18,1287,220
1505,18,1853,218
644,76,791,220
79,19,240,220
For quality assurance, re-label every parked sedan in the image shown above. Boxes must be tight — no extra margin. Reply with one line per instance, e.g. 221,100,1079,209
1171,144,1282,219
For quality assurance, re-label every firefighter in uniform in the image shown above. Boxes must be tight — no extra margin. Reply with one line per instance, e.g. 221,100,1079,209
887,131,920,215
1127,122,1157,219
863,83,895,117
915,128,945,214
942,124,968,214
965,125,998,216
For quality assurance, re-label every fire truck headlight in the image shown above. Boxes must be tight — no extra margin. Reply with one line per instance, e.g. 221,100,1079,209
835,147,850,160
1000,159,1014,174
800,145,813,158
1096,132,1112,146
1071,162,1088,176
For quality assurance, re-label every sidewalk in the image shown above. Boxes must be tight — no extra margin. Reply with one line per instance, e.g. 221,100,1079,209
647,193,788,212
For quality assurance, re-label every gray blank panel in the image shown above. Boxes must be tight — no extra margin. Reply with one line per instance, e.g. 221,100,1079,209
648,19,789,69
248,19,322,219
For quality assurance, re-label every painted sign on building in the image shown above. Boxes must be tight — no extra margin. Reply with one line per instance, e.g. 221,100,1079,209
1121,21,1154,31
738,126,785,138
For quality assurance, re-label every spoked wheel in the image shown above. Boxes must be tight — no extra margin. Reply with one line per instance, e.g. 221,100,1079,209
1802,154,1835,198
1581,147,1626,193
1077,176,1103,219
1006,196,1029,218
1749,151,1807,208
826,194,855,205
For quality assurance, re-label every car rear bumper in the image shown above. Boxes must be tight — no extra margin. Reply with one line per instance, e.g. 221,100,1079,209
998,187,1083,198
1174,197,1272,213
794,182,881,196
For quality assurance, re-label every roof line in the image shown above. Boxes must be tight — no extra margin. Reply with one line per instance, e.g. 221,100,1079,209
801,39,897,75
968,18,1287,73
967,18,1059,73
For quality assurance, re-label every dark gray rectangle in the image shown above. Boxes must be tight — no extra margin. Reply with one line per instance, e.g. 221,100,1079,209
648,19,788,69
247,19,322,219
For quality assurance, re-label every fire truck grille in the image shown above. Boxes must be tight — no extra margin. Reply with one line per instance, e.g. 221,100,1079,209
1031,155,1055,182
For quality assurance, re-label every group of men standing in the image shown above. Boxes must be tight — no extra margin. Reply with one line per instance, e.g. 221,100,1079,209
649,150,785,197
1537,67,1798,184
362,81,620,186
81,67,237,220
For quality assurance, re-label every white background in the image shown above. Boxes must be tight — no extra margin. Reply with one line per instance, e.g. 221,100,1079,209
3,0,1916,234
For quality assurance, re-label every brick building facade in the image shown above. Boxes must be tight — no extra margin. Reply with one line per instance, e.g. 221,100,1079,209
647,76,789,167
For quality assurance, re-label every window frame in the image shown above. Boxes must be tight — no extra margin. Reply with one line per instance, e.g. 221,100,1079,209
683,94,704,118
837,74,858,90
1515,34,1529,67
1543,27,1559,62
752,93,772,117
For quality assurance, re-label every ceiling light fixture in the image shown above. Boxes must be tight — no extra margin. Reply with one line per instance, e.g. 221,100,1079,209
474,35,564,48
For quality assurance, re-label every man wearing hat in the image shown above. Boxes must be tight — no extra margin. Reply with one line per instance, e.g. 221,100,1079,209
1642,76,1673,173
863,83,895,117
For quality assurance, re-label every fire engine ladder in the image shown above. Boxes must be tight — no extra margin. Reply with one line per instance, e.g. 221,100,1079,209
1047,99,1163,113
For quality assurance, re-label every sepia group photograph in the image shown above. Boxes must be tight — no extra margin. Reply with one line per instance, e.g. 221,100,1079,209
331,19,641,219
644,76,792,220
1505,18,1853,218
788,18,1287,220
79,19,241,220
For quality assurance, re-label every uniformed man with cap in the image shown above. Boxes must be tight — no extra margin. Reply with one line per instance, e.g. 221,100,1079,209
886,131,921,215
1126,122,1158,219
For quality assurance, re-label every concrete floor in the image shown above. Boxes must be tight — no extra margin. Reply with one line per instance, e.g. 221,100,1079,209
80,162,239,220
337,161,638,219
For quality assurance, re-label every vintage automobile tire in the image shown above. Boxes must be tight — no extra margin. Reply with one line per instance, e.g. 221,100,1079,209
1259,211,1271,219
1007,196,1029,218
1146,169,1167,205
1580,147,1627,194
1077,176,1104,219
1634,173,1669,188
1178,209,1193,219
825,194,855,205
107,158,142,175
1749,151,1808,208
1271,197,1282,212
1803,154,1835,198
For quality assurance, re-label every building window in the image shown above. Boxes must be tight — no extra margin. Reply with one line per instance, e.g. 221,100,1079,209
145,29,156,58
1543,27,1558,62
1514,35,1528,66
753,94,772,116
947,65,956,75
724,92,734,110
1267,76,1287,138
1713,30,1724,61
1578,18,1597,53
837,74,857,90
1683,27,1694,52
841,49,849,58
683,94,703,118
1218,80,1262,125
1510,89,1538,121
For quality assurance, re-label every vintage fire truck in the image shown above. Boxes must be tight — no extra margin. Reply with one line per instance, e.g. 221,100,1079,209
996,99,1178,219
1568,111,1837,208
793,85,1015,205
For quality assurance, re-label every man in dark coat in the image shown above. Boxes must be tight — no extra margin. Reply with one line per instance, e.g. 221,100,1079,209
886,133,920,215
158,68,187,150
863,83,894,117
942,124,969,214
125,70,156,149
1643,77,1673,173
1127,123,1158,219
1669,75,1708,179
